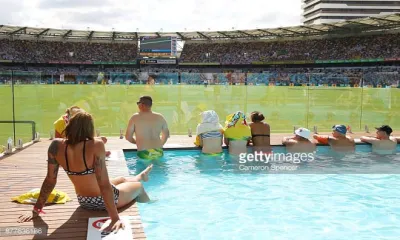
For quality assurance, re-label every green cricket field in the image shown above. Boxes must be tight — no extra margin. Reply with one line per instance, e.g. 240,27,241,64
0,84,399,147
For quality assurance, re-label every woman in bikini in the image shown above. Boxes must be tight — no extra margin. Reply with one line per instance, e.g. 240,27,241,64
18,111,152,233
249,111,271,153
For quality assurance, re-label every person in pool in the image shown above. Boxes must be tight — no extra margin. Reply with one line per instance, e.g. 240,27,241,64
54,106,111,157
194,110,224,154
125,96,169,160
313,125,355,152
223,111,251,155
18,111,152,233
282,127,316,153
360,125,397,154
249,111,271,153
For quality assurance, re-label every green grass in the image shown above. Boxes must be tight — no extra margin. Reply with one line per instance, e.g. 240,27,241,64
1,84,399,146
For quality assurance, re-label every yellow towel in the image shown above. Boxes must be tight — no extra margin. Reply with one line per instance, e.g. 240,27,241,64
223,112,251,141
12,188,72,204
54,115,67,138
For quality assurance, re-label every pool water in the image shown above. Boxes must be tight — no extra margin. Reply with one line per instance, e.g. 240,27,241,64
125,145,400,240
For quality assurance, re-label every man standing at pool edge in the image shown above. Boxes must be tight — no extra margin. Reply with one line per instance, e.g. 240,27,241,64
125,96,169,160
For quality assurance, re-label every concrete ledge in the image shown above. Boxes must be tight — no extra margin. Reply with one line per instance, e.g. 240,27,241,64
122,142,381,152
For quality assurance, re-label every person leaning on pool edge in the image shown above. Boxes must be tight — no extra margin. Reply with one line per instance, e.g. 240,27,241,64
360,125,397,154
249,111,271,153
282,127,316,153
194,110,224,154
313,125,355,152
125,96,170,160
223,111,252,155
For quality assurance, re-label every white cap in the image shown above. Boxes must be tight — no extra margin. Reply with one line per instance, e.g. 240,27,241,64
295,127,311,139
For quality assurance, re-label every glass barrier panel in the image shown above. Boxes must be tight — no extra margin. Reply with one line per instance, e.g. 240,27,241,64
178,72,244,135
0,70,13,149
6,68,399,145
13,71,44,144
307,72,363,132
361,72,400,131
247,72,309,132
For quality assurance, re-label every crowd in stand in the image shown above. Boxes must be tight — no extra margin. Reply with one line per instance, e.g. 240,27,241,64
0,66,398,87
180,33,400,64
0,33,398,64
0,33,399,86
0,39,137,62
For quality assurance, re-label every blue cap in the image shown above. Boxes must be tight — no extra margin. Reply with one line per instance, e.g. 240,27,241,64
332,125,347,134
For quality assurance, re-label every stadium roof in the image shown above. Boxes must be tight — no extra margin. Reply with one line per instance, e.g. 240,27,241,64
0,13,399,41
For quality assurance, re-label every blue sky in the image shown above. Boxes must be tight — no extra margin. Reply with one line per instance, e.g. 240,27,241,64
0,0,302,32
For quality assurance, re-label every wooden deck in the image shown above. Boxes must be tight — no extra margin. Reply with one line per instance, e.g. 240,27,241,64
0,132,398,239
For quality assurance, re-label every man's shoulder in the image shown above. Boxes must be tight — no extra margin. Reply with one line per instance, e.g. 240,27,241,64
150,112,167,120
130,113,140,119
151,111,165,117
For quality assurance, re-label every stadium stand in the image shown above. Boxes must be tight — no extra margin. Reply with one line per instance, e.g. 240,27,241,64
0,39,137,62
0,14,399,87
179,33,400,64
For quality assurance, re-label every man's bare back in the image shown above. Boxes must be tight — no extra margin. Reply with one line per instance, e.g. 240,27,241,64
125,96,170,154
126,112,169,151
328,136,355,152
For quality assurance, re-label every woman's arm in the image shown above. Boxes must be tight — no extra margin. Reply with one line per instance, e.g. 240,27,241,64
93,141,121,223
18,140,60,222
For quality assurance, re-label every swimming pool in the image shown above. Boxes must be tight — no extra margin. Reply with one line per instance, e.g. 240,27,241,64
125,145,400,240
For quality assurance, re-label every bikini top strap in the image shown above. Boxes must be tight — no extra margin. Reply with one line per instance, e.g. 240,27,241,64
65,143,70,172
82,140,89,171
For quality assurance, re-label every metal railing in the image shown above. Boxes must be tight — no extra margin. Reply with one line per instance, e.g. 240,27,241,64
0,121,36,145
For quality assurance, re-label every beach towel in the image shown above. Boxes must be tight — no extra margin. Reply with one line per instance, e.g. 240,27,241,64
223,111,251,141
194,110,223,146
11,188,72,204
54,114,68,137
196,110,223,135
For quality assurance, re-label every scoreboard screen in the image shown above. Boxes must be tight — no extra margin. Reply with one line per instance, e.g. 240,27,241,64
139,36,177,57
